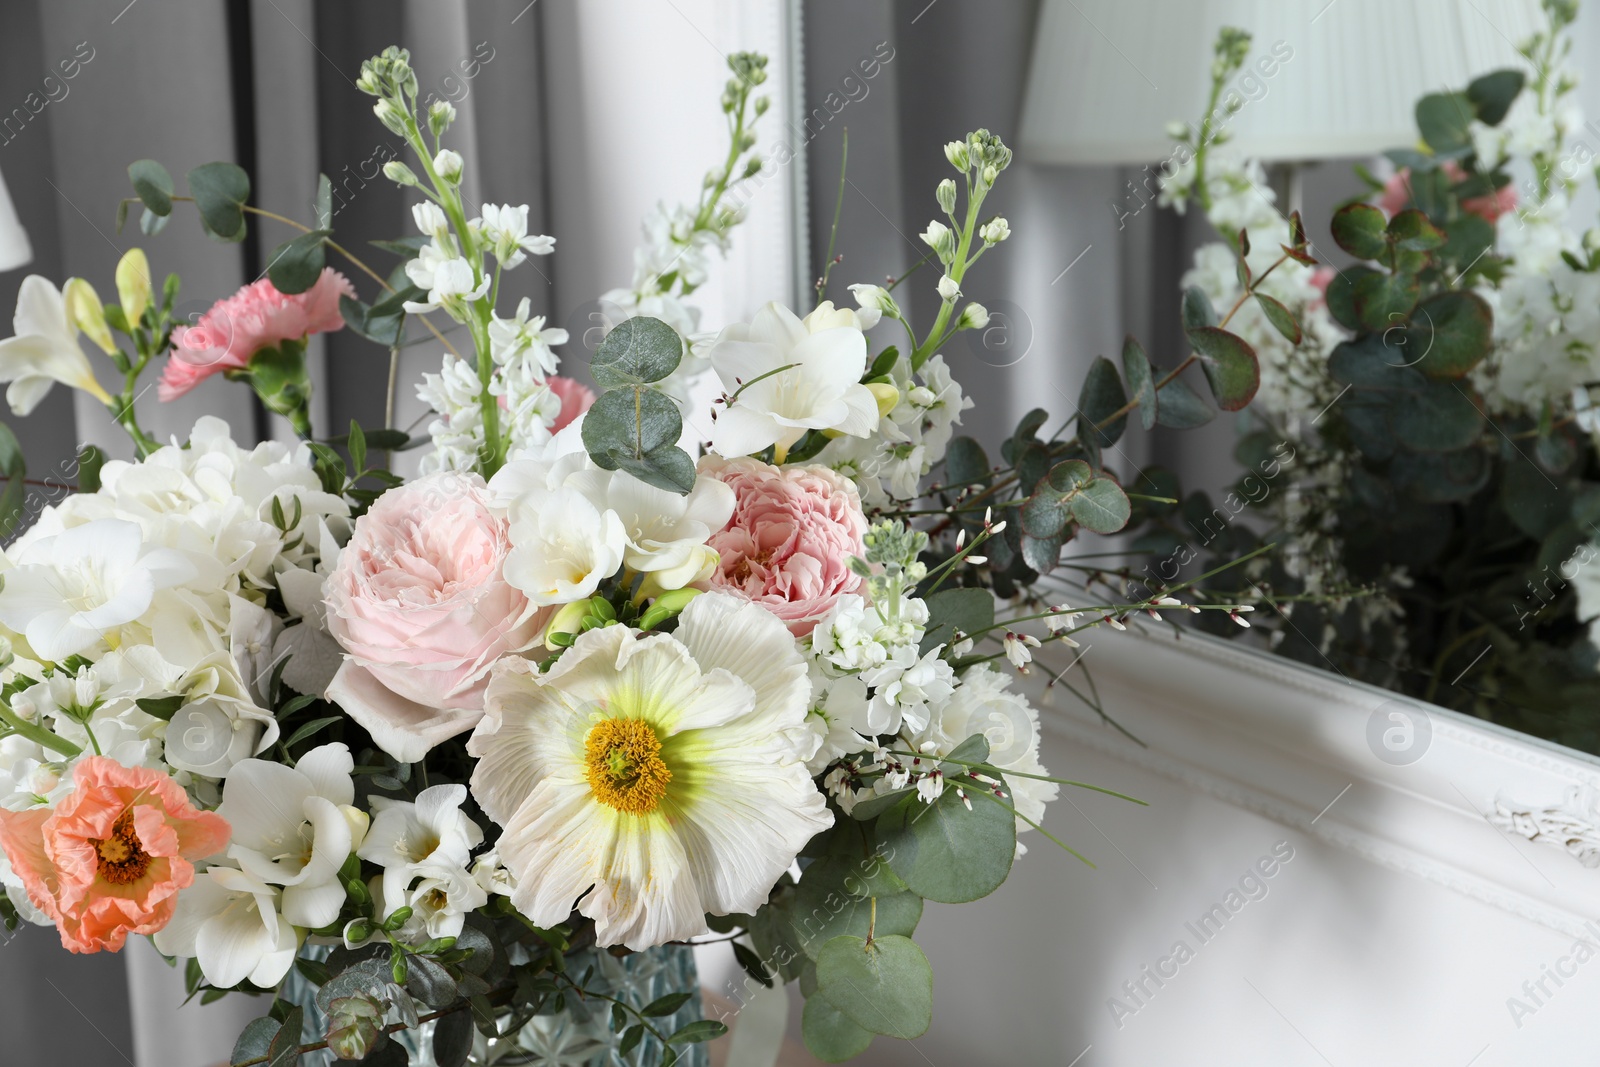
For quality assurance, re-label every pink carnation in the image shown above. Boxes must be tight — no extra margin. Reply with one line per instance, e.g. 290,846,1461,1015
0,757,230,954
324,470,551,762
547,375,596,431
159,268,355,401
700,456,867,636
1378,160,1515,223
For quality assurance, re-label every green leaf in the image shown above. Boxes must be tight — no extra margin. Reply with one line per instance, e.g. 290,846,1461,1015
1387,208,1445,251
1252,293,1301,345
847,786,915,821
1020,532,1063,575
0,421,25,539
1389,383,1484,452
1406,290,1493,380
943,436,989,488
581,386,696,494
919,587,994,655
1121,334,1157,431
1324,265,1377,331
314,173,334,230
1352,271,1419,333
1069,477,1131,534
1327,334,1427,391
619,1024,645,1054
1077,355,1128,447
1466,69,1524,126
405,952,457,1008
347,419,368,475
1153,372,1214,429
878,778,1015,903
866,344,900,380
283,716,342,750
667,1020,729,1044
128,159,174,216
1441,214,1494,270
591,316,683,388
1390,448,1489,503
792,859,923,959
187,161,251,242
1186,326,1259,411
1502,458,1571,540
266,1005,302,1067
802,995,875,1062
232,1017,282,1066
815,935,933,1039
140,207,170,236
1416,91,1475,152
135,695,186,721
76,444,105,494
1180,286,1218,330
432,1010,473,1067
642,991,695,1017
1330,202,1389,259
266,229,330,295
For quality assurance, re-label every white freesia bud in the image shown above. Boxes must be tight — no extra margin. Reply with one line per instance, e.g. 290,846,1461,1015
979,217,1011,244
944,140,971,171
958,302,990,330
937,274,961,302
1165,120,1191,140
921,220,954,262
981,163,998,185
383,160,419,188
936,178,957,214
848,282,901,321
433,148,464,184
428,99,456,138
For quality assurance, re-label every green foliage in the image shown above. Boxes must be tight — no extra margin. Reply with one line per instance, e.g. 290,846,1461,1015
814,935,933,1040
802,996,875,1061
877,776,1015,903
0,422,26,539
590,316,683,388
128,159,174,217
266,230,330,295
581,386,697,494
187,162,251,242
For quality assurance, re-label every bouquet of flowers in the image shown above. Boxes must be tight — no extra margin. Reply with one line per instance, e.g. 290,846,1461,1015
0,44,1260,1066
1154,0,1600,752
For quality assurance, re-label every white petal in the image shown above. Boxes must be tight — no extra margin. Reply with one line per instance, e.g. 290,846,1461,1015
674,593,810,729
326,661,482,764
293,742,355,806
709,405,779,458
280,874,348,929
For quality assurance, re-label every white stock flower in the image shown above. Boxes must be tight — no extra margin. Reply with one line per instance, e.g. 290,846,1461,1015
412,202,450,244
432,148,464,183
0,518,196,662
488,297,567,375
217,743,359,929
936,274,961,302
153,867,299,988
707,302,878,460
478,204,556,270
0,275,115,415
468,592,831,949
403,244,489,319
848,283,900,323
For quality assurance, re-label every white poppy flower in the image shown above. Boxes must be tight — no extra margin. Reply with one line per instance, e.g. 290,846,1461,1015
706,302,879,461
153,866,299,988
0,518,196,661
0,275,114,415
468,591,831,950
216,743,358,928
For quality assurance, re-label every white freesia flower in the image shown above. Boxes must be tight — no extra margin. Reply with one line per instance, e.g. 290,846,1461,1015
357,783,484,912
478,204,556,270
412,202,450,244
468,592,831,949
153,866,299,988
217,743,358,928
848,283,900,323
562,463,734,592
0,275,114,415
0,518,196,662
502,485,628,606
383,862,488,942
707,302,878,461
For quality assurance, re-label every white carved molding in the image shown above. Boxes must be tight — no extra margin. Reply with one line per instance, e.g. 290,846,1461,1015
1026,624,1600,940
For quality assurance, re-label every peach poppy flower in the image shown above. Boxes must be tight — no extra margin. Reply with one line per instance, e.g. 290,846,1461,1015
0,757,231,953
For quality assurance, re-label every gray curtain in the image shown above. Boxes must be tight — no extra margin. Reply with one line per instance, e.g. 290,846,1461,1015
0,2,557,1063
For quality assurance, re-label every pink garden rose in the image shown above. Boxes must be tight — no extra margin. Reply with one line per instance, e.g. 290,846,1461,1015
0,757,230,954
700,456,868,636
1378,160,1516,223
159,268,355,400
324,470,551,762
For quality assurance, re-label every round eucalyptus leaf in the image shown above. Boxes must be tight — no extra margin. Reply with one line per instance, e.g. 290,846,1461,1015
877,782,1015,903
815,935,933,1039
1407,290,1492,380
186,161,250,242
591,315,684,387
802,994,875,1062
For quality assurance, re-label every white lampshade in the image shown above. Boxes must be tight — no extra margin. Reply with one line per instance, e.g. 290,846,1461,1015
1019,0,1543,164
0,165,30,271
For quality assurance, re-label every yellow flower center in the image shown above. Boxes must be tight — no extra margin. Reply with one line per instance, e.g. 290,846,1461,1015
96,809,152,885
584,717,672,815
